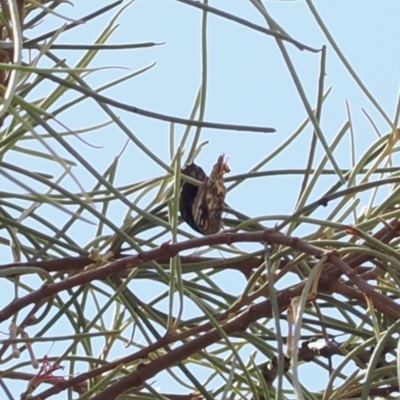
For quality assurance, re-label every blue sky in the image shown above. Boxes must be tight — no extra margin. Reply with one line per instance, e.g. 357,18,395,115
2,1,400,398
53,0,400,219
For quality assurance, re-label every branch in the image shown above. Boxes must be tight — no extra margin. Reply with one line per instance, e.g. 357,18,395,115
328,252,400,317
37,71,276,133
10,224,400,399
0,230,321,323
31,289,295,400
0,255,263,275
174,0,320,53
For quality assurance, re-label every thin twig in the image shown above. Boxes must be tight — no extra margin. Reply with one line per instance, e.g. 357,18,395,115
174,0,320,53
35,71,277,133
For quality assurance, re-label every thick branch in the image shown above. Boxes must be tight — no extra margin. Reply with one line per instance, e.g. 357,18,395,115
0,230,321,323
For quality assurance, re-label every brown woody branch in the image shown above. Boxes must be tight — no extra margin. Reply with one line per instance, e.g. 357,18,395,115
0,255,262,275
0,229,323,323
7,219,400,399
33,273,400,398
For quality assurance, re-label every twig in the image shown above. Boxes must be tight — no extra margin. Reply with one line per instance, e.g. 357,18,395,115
174,0,320,53
36,71,276,133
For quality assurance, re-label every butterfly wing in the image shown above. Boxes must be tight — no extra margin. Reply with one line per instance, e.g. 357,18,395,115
179,163,207,234
179,156,229,235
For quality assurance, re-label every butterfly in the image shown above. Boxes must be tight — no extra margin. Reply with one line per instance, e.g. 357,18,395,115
179,155,230,235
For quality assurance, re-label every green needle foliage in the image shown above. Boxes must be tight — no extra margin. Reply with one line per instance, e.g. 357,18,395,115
0,1,399,400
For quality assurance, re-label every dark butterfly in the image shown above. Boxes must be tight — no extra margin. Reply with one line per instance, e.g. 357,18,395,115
179,155,230,235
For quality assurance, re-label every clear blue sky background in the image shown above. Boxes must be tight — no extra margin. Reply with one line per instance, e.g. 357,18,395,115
2,1,400,398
